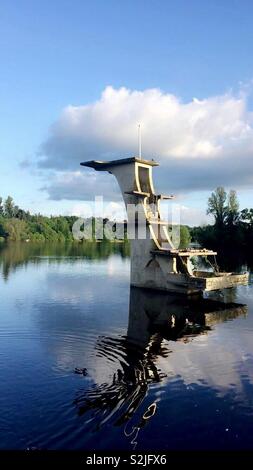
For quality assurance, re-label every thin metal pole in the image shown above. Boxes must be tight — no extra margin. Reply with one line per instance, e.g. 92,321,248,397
138,124,142,159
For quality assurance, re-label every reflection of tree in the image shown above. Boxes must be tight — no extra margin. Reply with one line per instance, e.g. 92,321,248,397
0,240,130,280
74,288,247,449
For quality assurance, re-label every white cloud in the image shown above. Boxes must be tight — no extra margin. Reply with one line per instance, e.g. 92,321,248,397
41,169,121,200
70,200,126,221
38,85,253,202
177,205,211,226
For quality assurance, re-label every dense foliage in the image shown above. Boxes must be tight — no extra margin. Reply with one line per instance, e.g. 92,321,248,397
0,196,127,242
0,196,77,242
190,187,253,268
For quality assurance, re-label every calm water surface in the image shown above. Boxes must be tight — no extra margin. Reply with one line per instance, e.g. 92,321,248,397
0,242,253,450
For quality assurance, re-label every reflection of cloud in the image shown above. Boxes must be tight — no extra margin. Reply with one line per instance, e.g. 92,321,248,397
31,258,130,376
88,309,253,399
41,258,130,304
158,322,253,398
4,248,253,449
17,252,252,408
37,86,253,201
35,266,253,401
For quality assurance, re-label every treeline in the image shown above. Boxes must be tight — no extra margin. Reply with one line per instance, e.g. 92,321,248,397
0,196,120,243
190,187,253,267
0,195,192,246
0,196,77,242
0,195,131,242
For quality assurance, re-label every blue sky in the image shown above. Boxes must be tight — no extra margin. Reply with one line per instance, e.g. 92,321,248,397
1,0,253,224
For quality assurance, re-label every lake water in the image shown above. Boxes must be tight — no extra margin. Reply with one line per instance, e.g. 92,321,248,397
0,242,253,451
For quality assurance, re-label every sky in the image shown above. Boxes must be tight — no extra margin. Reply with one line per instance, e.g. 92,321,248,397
1,0,253,225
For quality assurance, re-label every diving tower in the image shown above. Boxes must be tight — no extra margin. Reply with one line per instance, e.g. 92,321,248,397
81,157,249,295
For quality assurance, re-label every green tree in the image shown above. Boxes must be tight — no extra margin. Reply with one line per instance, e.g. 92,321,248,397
4,219,28,241
0,216,7,239
179,225,191,249
226,190,239,226
4,196,16,218
0,197,3,216
240,208,253,225
207,187,227,229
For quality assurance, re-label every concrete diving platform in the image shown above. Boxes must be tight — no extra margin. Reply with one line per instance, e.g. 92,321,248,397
81,156,249,295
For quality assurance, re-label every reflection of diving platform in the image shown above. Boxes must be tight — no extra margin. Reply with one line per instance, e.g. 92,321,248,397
128,287,248,346
74,287,247,439
81,156,249,294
